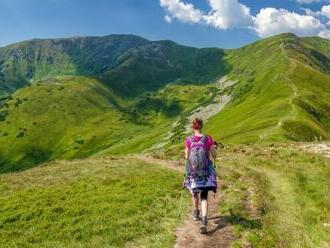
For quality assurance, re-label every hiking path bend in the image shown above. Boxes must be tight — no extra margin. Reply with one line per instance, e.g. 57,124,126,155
133,154,234,248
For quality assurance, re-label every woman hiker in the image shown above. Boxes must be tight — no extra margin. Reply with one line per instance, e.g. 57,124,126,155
183,117,218,234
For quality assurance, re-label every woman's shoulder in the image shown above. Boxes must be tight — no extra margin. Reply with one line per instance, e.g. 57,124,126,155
185,136,192,144
204,134,214,143
204,134,213,139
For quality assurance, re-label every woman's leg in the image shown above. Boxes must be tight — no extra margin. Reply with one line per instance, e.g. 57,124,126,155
200,190,208,234
192,192,200,220
192,192,199,211
200,190,208,218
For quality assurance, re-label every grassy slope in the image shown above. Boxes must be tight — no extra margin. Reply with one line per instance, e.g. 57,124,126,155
98,82,218,156
1,144,329,248
0,157,189,247
0,33,329,248
1,34,330,173
0,76,123,171
0,75,218,172
206,34,292,143
101,41,227,98
0,35,228,172
3,34,330,170
217,144,330,247
0,35,227,100
284,36,330,140
205,34,330,144
0,35,149,95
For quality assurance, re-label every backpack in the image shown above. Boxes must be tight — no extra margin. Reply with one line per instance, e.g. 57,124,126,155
187,135,209,177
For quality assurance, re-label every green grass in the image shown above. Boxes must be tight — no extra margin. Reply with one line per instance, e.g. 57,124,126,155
216,144,330,247
206,34,293,143
0,35,150,94
0,157,189,247
0,76,131,171
0,72,220,172
0,35,227,98
1,144,329,247
1,33,330,172
205,33,330,144
102,41,228,98
0,33,330,248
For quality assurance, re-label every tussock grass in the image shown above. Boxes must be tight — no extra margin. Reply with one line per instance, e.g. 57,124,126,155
217,144,330,247
0,157,189,247
0,143,329,247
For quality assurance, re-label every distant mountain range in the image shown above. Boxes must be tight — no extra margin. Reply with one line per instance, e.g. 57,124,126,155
0,34,226,98
0,33,329,172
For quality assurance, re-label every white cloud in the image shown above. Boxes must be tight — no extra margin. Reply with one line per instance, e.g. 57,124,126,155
203,0,254,29
160,0,253,29
302,7,321,17
321,5,330,18
253,8,325,37
307,4,330,19
319,29,330,37
159,0,203,24
159,0,330,39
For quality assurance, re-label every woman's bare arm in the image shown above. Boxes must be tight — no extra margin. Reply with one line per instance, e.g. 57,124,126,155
210,145,217,161
184,147,189,160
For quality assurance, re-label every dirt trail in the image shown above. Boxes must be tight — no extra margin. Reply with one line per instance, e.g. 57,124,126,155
131,154,183,172
300,143,330,159
174,192,233,248
134,154,234,248
260,41,298,141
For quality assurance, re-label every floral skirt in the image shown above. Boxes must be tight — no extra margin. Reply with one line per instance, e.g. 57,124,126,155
183,161,218,194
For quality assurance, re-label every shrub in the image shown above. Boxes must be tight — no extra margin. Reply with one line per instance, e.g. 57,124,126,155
14,98,23,108
162,101,181,117
16,131,25,138
0,112,7,121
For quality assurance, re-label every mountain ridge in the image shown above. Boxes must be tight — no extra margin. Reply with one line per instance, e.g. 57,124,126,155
0,34,228,98
0,33,329,172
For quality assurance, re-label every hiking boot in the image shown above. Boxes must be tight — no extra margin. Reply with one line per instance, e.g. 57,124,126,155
192,210,200,221
200,216,207,234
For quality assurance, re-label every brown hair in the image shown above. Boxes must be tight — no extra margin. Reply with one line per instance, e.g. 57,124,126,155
192,117,203,130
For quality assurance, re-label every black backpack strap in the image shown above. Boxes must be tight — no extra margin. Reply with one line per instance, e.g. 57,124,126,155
200,135,208,145
188,136,195,147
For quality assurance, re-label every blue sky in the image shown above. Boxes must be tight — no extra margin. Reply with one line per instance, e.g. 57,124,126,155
1,0,330,48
